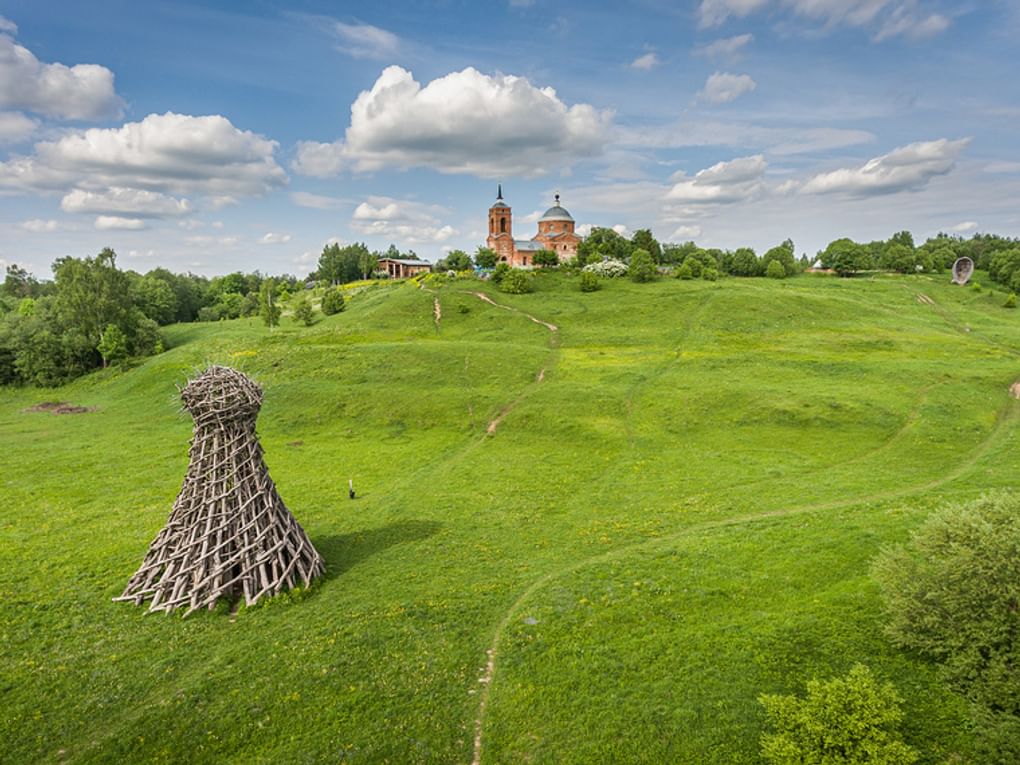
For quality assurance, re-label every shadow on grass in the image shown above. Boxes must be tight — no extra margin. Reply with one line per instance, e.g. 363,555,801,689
314,519,442,580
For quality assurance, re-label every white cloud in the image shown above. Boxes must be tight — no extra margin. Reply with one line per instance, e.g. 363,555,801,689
984,161,1020,174
629,52,660,70
95,215,146,230
0,31,123,120
0,16,17,34
698,1,951,40
19,218,58,232
698,72,757,104
0,111,36,143
621,120,874,156
694,34,754,59
0,112,286,197
950,221,977,232
61,188,192,218
290,190,346,209
332,21,400,60
612,223,630,236
668,154,767,203
350,195,457,243
800,138,970,197
184,234,239,247
293,66,612,178
260,232,292,244
670,224,703,240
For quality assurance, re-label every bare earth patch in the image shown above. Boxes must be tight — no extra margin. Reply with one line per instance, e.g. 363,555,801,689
23,401,96,415
1010,382,1020,399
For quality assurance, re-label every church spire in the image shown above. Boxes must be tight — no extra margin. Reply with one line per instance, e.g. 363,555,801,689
497,183,503,200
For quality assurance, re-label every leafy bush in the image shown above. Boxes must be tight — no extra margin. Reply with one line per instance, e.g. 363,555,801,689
1005,292,1017,308
579,270,601,292
533,249,560,267
766,260,786,279
702,267,719,281
583,259,628,278
499,269,533,294
872,493,1020,753
629,249,657,282
682,255,703,278
759,664,918,765
321,288,346,316
292,297,316,326
492,262,511,284
675,262,693,280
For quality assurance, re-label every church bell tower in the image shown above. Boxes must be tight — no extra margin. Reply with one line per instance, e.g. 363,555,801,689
486,184,515,263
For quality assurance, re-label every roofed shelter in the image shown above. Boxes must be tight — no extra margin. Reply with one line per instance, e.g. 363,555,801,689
378,258,432,279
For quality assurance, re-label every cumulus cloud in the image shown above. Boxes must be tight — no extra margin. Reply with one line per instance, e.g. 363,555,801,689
290,190,346,209
19,218,58,232
668,154,767,203
61,188,192,218
260,232,292,244
0,111,36,143
698,0,951,41
800,138,970,196
612,223,630,236
629,52,660,70
95,215,146,230
350,195,457,243
950,220,977,232
0,16,16,34
670,224,703,240
0,112,286,197
293,66,612,178
332,21,400,59
694,33,754,59
0,30,123,120
698,72,756,104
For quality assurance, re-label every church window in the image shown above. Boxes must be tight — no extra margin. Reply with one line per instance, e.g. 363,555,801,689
500,217,506,233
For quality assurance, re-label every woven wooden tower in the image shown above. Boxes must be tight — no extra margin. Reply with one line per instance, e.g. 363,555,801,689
116,365,325,615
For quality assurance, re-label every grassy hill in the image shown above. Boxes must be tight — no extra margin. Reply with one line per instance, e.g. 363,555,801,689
2,271,1018,764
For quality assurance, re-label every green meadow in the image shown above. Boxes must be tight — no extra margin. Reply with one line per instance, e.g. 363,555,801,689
2,271,1018,764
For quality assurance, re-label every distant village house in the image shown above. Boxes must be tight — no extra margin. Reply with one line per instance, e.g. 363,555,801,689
378,257,432,279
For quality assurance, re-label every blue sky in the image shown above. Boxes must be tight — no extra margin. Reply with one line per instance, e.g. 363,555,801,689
1,0,1018,277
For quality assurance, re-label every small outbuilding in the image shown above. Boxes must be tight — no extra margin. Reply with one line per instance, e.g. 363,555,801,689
378,258,432,279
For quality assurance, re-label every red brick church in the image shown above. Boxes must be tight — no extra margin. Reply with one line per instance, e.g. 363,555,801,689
486,186,581,266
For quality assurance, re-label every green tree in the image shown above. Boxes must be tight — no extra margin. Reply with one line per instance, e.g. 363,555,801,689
96,323,128,368
576,227,633,266
52,248,133,349
259,278,281,327
360,249,379,280
628,249,656,282
729,247,760,277
822,238,871,277
474,247,498,269
631,229,662,263
681,255,703,278
533,249,560,267
760,664,919,765
766,259,786,279
492,262,511,284
321,288,346,315
292,297,315,326
762,239,797,277
579,270,600,292
675,261,694,280
872,493,1020,745
3,264,39,299
133,275,178,325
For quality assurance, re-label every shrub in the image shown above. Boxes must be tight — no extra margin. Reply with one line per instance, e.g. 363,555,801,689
676,262,693,280
321,288,345,316
759,664,918,765
579,270,601,292
583,259,628,278
533,249,560,268
872,493,1020,752
492,262,511,284
499,269,533,294
628,248,657,282
702,267,719,281
971,281,982,292
682,255,703,278
1005,293,1017,308
292,297,315,326
766,260,786,279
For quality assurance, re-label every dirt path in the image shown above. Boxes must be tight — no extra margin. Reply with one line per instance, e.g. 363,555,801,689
468,395,1019,764
433,296,441,330
472,292,558,332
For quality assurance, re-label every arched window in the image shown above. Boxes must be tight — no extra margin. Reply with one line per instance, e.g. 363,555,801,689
500,217,506,233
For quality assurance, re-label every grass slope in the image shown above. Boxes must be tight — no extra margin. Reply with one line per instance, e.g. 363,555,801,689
2,273,1018,764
